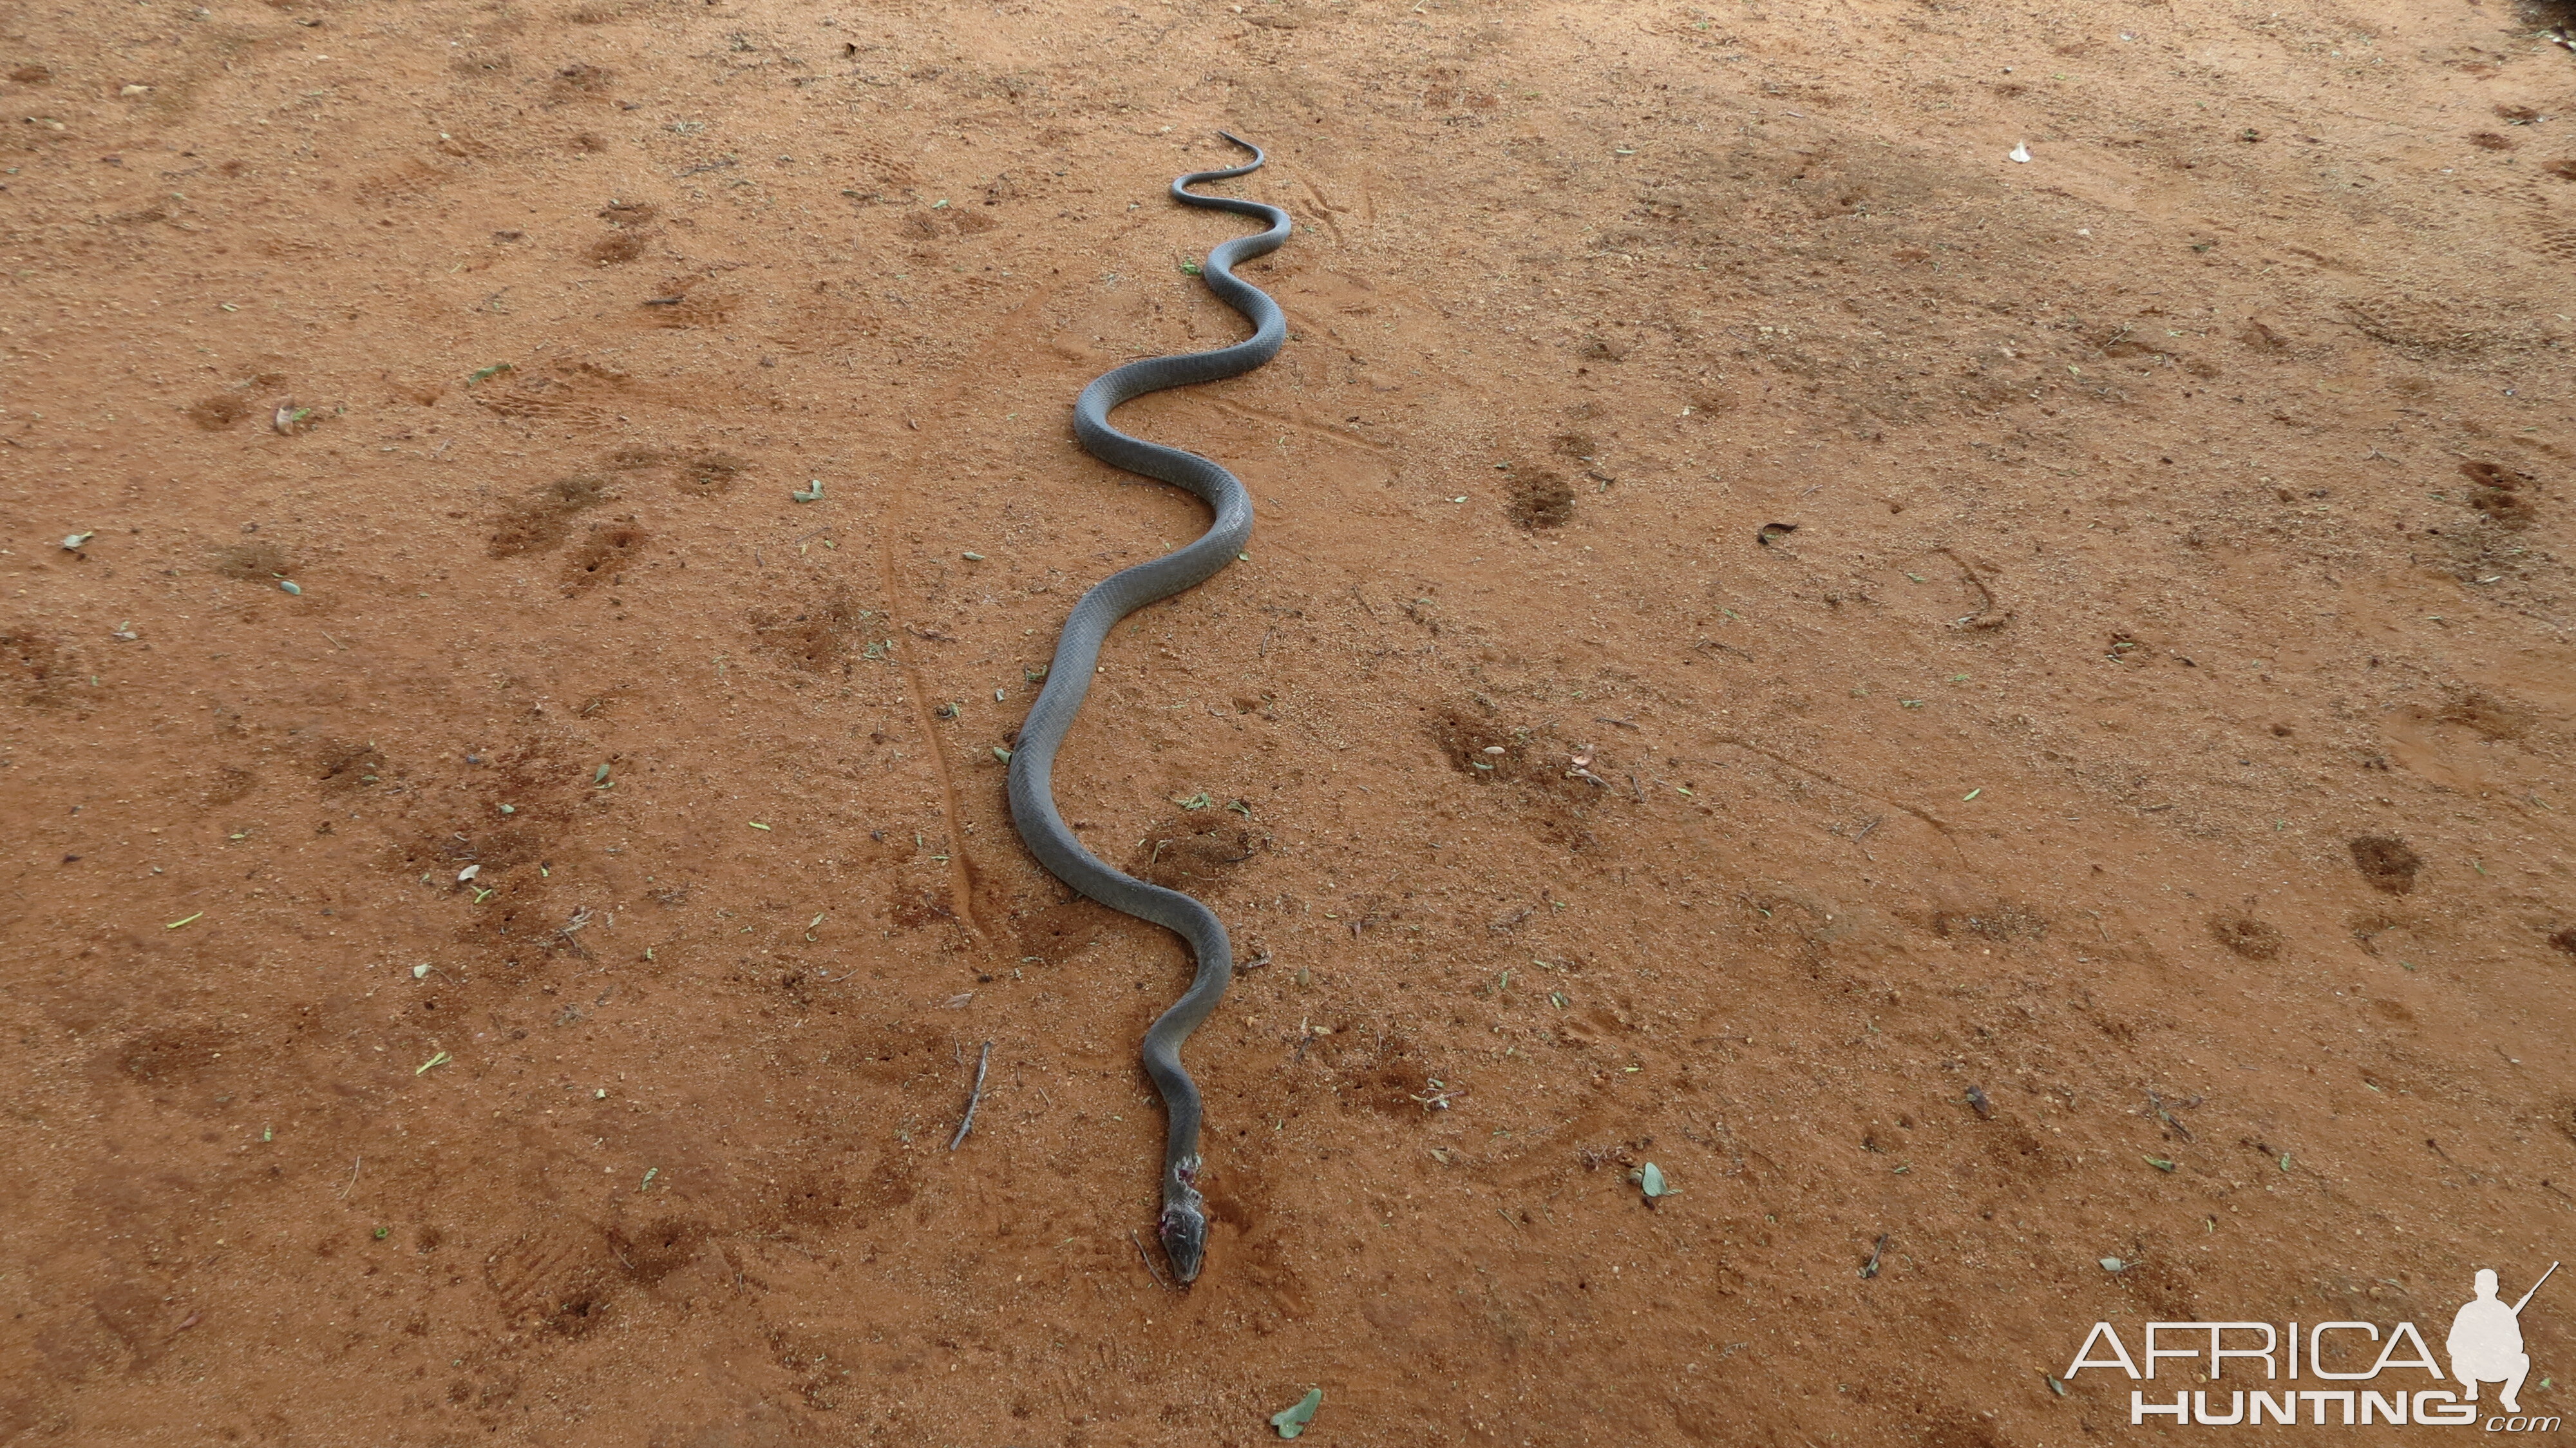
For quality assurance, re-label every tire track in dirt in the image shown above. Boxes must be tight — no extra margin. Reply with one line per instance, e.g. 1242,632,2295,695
874,279,1065,942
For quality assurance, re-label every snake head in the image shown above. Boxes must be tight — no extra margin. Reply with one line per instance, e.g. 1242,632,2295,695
1159,1201,1208,1284
1159,1163,1209,1284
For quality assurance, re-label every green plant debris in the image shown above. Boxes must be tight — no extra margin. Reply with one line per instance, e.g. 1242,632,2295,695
2278,1153,2293,1172
1270,1388,1322,1440
791,479,824,502
748,821,772,831
1174,791,1213,810
2101,1257,2128,1272
416,1051,453,1075
2145,1156,2177,1172
277,579,303,596
61,531,93,549
165,911,204,929
594,763,612,787
1639,1163,1671,1199
1179,256,1204,276
1962,788,1982,801
640,1167,658,1192
374,1226,390,1239
466,363,515,386
992,747,1013,762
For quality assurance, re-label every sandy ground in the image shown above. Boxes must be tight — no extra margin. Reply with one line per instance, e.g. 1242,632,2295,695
6,0,2576,1442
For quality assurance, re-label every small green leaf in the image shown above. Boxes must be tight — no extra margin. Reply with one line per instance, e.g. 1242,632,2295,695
278,579,303,596
1962,788,1982,801
1174,791,1213,810
748,821,772,831
1639,1163,1670,1199
2100,1257,2126,1272
466,363,514,386
2145,1156,2176,1172
415,1050,452,1075
374,1226,390,1239
164,911,204,929
992,746,1014,762
1270,1388,1322,1440
2278,1153,2293,1172
2047,1373,2068,1396
791,479,824,503
594,763,611,785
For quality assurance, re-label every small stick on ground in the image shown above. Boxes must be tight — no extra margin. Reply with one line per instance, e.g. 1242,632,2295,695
949,1040,992,1151
1132,1228,1173,1290
1861,1232,1890,1279
338,1157,361,1199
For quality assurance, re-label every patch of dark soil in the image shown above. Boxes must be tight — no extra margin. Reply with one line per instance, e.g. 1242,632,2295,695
2350,836,2423,895
749,591,877,674
2210,916,2284,960
213,538,293,581
489,477,610,558
184,392,256,429
2436,691,2524,740
562,520,648,593
1124,810,1264,892
677,451,745,495
1505,468,1575,529
585,232,647,265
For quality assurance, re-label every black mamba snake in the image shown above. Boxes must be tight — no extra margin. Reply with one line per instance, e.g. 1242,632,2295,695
1005,133,1290,1285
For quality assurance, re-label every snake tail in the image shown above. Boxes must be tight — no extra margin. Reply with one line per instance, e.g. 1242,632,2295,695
1003,132,1291,1286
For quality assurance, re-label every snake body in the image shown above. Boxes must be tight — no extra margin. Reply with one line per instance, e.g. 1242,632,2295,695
1005,133,1290,1285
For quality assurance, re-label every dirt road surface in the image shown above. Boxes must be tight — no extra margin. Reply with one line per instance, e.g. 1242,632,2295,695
6,0,2575,1442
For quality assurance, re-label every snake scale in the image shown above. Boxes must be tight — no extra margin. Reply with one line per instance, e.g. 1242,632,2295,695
1004,133,1291,1286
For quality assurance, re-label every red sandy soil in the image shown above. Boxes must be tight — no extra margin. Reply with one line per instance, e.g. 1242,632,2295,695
6,0,2576,1442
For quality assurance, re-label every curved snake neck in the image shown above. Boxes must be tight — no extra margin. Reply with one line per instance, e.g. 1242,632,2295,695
1003,133,1290,1286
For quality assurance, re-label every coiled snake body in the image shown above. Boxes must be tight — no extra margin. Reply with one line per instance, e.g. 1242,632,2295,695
1005,133,1290,1285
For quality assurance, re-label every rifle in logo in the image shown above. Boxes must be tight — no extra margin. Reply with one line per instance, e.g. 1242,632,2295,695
2451,1261,2557,1415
